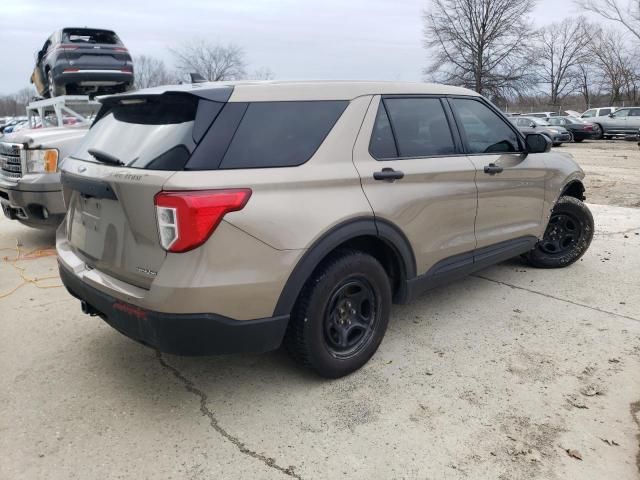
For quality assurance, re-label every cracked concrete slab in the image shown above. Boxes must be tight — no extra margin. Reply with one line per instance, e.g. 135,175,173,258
1,202,639,479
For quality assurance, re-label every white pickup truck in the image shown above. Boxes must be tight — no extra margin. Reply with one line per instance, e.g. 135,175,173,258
0,124,88,228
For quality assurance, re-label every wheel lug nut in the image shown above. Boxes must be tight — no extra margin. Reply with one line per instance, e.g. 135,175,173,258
350,309,356,315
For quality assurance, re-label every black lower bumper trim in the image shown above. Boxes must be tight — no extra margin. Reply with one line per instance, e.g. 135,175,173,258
59,264,290,356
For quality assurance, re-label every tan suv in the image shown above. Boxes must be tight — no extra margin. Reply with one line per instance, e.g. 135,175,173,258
57,81,593,377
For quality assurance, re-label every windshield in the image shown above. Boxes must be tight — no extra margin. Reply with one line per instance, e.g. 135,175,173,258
72,94,200,170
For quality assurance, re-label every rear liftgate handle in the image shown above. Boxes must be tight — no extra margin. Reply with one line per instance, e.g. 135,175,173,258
374,167,405,182
484,163,504,175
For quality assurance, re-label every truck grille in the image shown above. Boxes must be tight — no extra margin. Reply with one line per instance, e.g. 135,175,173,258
0,142,23,180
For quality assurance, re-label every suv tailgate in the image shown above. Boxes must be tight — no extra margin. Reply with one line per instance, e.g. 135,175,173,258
62,158,175,289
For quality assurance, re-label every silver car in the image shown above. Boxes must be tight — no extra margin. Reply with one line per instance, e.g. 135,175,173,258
591,107,640,139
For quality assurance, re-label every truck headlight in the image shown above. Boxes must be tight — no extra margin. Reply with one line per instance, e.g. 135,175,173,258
23,149,59,173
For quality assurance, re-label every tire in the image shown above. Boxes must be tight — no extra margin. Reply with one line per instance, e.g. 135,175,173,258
284,250,391,378
524,196,594,269
47,70,65,97
593,124,604,140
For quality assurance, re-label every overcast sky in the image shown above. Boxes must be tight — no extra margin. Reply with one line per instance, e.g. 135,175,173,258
0,0,593,94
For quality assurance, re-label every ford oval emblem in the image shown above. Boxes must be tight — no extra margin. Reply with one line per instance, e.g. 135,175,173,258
78,165,87,173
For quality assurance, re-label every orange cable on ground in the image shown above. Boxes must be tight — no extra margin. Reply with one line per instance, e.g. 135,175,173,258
0,242,62,299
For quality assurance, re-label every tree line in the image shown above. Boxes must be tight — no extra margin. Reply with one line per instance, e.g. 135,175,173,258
424,0,640,111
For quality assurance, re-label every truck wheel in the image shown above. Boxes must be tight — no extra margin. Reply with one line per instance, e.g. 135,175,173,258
47,70,65,97
593,124,604,140
285,250,391,378
525,196,594,269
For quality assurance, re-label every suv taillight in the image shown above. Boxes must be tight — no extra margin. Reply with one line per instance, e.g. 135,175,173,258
154,189,252,253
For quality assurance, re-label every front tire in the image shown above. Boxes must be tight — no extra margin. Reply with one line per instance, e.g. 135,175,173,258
594,124,604,140
525,196,594,269
284,250,391,378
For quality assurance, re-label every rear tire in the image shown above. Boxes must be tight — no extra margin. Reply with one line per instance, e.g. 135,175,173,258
47,70,65,97
525,196,594,269
284,250,391,378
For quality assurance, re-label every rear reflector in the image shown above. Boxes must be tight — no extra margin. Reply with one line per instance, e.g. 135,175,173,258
154,189,252,253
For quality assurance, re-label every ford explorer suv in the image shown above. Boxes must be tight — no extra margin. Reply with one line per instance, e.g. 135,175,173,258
1,124,88,228
57,81,594,378
31,27,134,98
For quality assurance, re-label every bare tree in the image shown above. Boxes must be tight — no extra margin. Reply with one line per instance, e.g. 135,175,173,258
576,62,598,108
591,29,631,104
133,55,178,89
537,18,592,105
581,0,640,42
248,67,275,80
423,0,538,97
0,87,36,116
171,39,246,81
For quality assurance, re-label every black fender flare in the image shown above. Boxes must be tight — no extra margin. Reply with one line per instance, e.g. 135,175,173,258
272,217,416,317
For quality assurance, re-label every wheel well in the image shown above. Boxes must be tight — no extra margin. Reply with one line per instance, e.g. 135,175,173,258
330,235,405,302
561,181,586,201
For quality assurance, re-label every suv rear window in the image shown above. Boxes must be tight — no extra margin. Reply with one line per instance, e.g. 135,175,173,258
217,101,348,169
72,94,199,170
62,28,122,45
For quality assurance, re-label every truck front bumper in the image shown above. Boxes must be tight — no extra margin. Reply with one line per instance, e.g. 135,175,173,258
0,176,65,228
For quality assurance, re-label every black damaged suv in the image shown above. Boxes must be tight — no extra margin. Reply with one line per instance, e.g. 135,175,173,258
31,28,134,98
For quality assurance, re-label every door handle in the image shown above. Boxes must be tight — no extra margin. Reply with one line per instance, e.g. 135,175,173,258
374,168,404,182
484,163,504,175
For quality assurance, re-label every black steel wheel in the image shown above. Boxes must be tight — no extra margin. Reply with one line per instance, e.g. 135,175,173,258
285,250,391,378
525,196,594,268
324,277,378,358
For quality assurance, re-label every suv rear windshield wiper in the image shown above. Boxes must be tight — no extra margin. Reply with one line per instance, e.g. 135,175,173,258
88,148,125,166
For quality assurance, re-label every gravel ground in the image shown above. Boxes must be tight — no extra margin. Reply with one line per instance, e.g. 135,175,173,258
1,141,639,479
562,140,640,208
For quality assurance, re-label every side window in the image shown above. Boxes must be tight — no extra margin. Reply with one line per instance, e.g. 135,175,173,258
548,118,559,126
600,108,612,116
382,97,456,157
629,108,640,117
218,101,348,169
516,118,527,127
369,102,398,159
451,98,520,154
613,109,629,118
582,110,595,118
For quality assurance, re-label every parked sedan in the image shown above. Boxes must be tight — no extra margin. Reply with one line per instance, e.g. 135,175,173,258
509,116,572,146
30,27,134,98
547,117,597,142
590,107,640,139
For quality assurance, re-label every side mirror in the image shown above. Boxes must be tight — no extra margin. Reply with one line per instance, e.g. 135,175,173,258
608,113,614,118
530,123,536,128
525,133,551,154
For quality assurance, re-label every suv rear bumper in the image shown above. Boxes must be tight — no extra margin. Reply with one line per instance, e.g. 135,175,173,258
59,264,290,356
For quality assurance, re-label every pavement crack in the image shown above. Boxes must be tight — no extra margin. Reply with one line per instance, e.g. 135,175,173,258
155,350,303,480
472,274,639,323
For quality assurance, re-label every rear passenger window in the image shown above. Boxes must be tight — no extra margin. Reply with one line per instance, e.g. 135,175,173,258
369,103,398,159
630,108,640,117
219,101,347,169
451,99,520,154
600,109,612,116
380,98,455,158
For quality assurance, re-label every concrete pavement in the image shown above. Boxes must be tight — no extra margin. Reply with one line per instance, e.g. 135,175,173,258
1,204,639,479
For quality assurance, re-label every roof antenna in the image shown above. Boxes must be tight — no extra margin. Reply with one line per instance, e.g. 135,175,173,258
190,73,207,84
